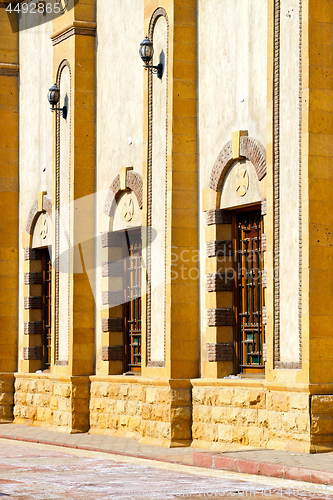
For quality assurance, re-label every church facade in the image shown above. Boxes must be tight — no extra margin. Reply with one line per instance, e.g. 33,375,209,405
0,0,332,453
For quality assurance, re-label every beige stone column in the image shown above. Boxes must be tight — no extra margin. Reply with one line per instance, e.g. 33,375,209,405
140,0,198,446
0,6,19,421
48,0,96,432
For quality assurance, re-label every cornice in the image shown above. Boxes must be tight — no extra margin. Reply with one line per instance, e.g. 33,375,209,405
51,20,96,46
0,62,19,76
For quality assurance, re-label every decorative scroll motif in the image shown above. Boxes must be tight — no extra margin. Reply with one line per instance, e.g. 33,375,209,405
146,7,169,368
235,168,249,197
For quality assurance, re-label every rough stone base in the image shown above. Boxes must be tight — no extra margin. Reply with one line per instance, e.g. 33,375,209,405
191,381,312,453
89,377,192,447
13,374,90,433
310,394,333,453
0,373,15,423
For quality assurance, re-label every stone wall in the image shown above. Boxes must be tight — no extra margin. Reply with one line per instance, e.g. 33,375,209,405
311,395,333,453
0,374,15,423
89,377,192,447
13,374,89,433
192,383,311,453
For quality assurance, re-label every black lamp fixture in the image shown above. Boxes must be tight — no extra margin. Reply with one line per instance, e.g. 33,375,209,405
47,83,67,119
139,36,163,79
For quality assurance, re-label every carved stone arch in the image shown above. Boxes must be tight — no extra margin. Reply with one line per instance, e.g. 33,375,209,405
209,136,267,193
25,194,52,235
103,170,143,218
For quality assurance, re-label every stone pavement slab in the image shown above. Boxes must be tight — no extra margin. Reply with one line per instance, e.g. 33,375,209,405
0,423,332,486
0,438,332,500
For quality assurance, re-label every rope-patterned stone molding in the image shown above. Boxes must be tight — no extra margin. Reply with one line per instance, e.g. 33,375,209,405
207,308,233,327
102,346,124,362
24,272,42,285
101,318,123,333
207,343,234,362
23,347,42,361
209,137,266,192
207,273,234,292
24,322,43,335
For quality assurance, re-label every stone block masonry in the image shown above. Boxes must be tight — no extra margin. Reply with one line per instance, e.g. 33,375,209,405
13,374,90,433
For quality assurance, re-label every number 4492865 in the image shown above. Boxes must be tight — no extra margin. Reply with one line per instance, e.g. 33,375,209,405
6,2,62,14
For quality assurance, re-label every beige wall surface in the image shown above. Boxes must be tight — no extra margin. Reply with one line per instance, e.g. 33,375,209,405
18,14,53,365
95,0,144,363
58,65,71,363
150,15,167,363
279,0,301,363
198,0,267,373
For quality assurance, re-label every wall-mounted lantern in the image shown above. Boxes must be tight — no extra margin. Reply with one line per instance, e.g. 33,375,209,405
47,83,67,119
139,36,163,79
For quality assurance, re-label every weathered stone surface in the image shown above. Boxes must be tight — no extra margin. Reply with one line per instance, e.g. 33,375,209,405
311,395,333,415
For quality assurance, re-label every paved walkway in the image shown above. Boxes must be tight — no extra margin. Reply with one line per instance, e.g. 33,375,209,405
0,424,332,485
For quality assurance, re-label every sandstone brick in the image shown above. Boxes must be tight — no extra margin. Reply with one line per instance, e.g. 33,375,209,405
296,414,310,433
28,406,37,420
170,406,191,422
130,384,143,401
0,405,13,419
217,423,233,442
171,388,191,405
156,388,171,405
311,395,333,415
145,387,158,404
281,412,297,432
311,416,333,435
216,389,234,406
249,390,266,408
267,392,290,412
0,381,14,393
192,422,206,440
192,388,206,405
50,396,58,410
267,411,282,431
233,389,250,407
258,409,268,427
54,383,71,398
141,403,152,420
72,383,89,399
211,405,227,424
0,392,13,405
233,426,249,445
248,427,267,447
151,404,169,422
171,421,191,440
204,389,219,406
58,398,71,412
290,394,309,411
203,423,218,442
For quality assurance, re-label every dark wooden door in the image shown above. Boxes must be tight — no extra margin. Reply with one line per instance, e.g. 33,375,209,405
236,211,264,373
124,230,142,373
41,249,52,369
